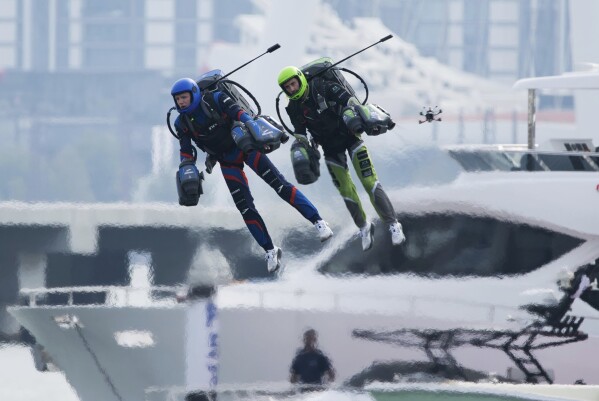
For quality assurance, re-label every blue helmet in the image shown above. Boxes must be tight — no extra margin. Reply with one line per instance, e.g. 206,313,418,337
171,78,201,113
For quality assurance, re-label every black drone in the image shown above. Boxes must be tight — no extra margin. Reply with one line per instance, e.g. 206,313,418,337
419,106,442,124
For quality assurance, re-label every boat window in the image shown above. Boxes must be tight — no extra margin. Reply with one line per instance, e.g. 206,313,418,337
516,153,545,171
35,292,71,306
537,154,596,171
448,150,516,171
318,214,583,278
448,150,599,172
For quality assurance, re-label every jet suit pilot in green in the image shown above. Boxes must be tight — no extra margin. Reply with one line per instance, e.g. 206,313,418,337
278,66,405,250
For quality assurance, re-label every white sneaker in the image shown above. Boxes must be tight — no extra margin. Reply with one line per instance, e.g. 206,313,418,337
265,246,282,273
314,220,333,242
389,221,406,246
360,222,374,251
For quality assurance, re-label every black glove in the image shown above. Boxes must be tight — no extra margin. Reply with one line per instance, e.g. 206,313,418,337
205,155,217,174
176,160,203,207
293,134,311,148
341,106,365,134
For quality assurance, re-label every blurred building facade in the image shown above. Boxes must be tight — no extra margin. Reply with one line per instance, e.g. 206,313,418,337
0,0,574,203
0,0,251,74
0,0,572,78
329,0,572,84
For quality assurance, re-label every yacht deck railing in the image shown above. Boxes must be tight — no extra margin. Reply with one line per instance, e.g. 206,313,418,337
15,284,530,328
17,285,185,307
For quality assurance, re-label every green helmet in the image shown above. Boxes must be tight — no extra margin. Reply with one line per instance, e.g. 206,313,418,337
278,66,308,100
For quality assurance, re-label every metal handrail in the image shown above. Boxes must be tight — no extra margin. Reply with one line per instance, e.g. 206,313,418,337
18,285,186,307
218,285,528,326
20,284,592,329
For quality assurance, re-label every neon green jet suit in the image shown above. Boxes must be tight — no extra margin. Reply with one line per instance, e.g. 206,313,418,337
278,66,405,250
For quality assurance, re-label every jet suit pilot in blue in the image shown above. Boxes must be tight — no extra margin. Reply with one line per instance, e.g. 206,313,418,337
170,78,333,273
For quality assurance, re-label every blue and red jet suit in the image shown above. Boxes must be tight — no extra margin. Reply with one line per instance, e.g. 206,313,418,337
171,78,330,269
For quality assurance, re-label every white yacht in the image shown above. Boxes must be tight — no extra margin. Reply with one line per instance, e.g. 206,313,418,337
8,145,599,401
8,70,599,401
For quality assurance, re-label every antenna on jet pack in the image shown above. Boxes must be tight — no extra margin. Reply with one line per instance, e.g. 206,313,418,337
307,34,394,83
205,43,281,90
419,106,442,124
